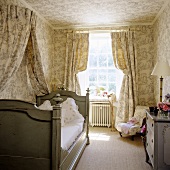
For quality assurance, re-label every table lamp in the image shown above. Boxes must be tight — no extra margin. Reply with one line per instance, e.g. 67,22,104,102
151,60,170,102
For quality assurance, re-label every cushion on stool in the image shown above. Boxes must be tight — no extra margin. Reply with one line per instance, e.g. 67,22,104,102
116,105,149,136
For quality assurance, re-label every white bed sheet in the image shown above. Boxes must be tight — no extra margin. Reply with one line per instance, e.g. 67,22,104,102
61,122,83,150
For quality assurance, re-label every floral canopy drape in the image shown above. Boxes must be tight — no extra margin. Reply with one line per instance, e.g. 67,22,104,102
64,32,89,95
0,5,48,101
111,31,137,129
25,14,49,96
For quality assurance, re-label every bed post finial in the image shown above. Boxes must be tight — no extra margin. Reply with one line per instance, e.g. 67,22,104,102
53,94,63,105
86,87,90,94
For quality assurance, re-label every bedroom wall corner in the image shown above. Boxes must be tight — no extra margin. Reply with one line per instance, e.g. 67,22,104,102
133,25,155,106
153,1,170,103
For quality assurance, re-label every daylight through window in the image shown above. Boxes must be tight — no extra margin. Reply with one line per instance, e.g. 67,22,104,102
78,33,123,99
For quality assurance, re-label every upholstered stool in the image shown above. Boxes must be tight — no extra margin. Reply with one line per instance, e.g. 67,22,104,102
116,105,149,140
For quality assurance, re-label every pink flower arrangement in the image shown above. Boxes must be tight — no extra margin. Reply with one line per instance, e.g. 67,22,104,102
157,93,170,112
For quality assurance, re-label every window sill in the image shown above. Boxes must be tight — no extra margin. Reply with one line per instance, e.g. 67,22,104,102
89,96,109,102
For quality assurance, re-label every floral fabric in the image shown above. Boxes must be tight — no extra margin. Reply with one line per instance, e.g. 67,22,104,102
64,32,89,95
0,5,32,93
111,31,137,129
0,5,49,102
26,14,49,96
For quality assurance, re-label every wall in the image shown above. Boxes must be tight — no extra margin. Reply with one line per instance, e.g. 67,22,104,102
0,0,156,105
153,2,170,102
135,26,155,106
53,26,155,106
53,30,67,89
0,0,55,102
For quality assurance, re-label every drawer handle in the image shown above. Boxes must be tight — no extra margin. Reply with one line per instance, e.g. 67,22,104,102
151,139,153,143
152,123,153,127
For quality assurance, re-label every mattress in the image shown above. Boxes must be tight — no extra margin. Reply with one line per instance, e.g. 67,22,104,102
61,122,83,150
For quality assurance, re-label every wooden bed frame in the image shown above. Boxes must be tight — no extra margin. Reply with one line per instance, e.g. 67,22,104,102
0,89,90,170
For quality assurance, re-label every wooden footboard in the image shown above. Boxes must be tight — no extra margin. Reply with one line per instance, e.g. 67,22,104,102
0,100,53,170
0,89,90,170
37,89,90,169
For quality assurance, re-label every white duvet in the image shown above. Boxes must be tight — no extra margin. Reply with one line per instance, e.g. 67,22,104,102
61,122,83,150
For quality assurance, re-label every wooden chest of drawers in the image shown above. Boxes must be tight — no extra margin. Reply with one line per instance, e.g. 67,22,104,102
146,110,170,170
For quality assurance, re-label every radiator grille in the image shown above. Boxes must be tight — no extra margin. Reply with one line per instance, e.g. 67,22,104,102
90,103,111,127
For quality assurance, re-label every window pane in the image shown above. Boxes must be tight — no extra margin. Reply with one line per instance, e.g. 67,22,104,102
89,84,97,95
90,42,98,53
78,33,123,98
103,43,111,53
98,69,107,74
89,69,97,81
108,83,116,93
98,84,107,90
108,69,116,74
89,54,97,67
89,83,96,87
98,74,107,82
108,54,114,67
108,73,116,81
99,55,107,67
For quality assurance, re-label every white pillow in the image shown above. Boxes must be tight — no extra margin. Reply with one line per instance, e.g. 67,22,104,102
61,109,67,126
38,100,53,110
62,98,79,110
61,98,84,124
62,108,84,123
37,98,84,126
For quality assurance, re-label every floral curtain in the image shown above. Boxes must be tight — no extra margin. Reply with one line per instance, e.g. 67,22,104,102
0,5,32,93
111,31,137,129
25,14,49,96
0,5,49,100
64,32,89,94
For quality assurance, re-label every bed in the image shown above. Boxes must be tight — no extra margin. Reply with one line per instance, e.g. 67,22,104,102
0,89,90,170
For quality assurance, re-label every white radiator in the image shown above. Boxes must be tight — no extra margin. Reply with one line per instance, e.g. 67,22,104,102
90,102,111,127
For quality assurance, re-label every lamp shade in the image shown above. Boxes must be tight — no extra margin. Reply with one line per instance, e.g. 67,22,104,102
151,60,170,77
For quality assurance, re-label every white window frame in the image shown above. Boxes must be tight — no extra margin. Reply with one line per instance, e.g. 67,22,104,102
78,33,123,99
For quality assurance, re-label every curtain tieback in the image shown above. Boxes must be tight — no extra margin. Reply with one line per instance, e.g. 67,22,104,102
123,69,129,75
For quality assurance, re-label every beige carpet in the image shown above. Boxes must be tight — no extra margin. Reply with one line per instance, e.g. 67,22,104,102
76,127,152,170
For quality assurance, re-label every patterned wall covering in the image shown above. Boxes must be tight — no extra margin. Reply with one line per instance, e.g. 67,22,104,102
0,0,157,105
0,0,23,6
153,2,170,103
0,0,55,102
54,26,155,106
23,0,166,29
135,26,155,106
53,30,67,90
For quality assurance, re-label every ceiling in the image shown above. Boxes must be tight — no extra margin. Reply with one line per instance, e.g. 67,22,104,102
21,0,169,29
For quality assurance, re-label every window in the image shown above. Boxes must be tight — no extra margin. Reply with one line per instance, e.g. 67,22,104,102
78,33,123,99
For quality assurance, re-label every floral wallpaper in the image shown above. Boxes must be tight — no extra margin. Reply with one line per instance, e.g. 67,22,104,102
135,26,155,106
53,30,67,90
153,2,170,103
0,0,167,106
53,26,155,106
23,0,165,29
0,0,23,6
